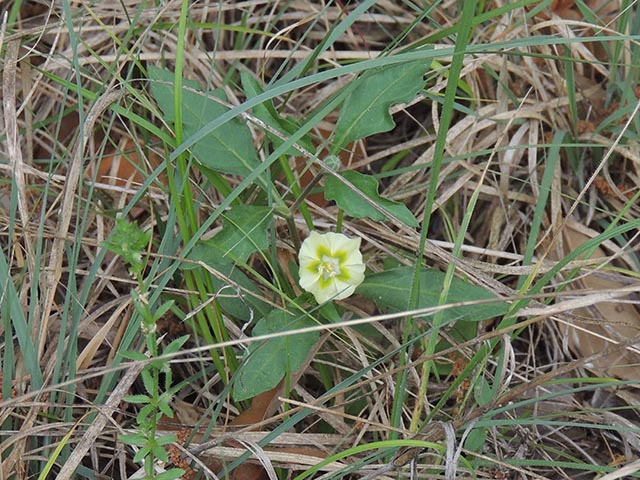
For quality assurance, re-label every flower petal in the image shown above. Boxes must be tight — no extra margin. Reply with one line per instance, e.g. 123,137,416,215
314,285,337,304
298,268,321,292
326,232,361,257
331,279,357,300
346,266,365,286
298,231,323,261
298,231,365,303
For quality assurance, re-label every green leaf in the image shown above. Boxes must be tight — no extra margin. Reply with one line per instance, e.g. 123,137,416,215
334,61,427,148
148,66,261,179
358,266,509,324
152,300,175,323
137,404,155,424
464,427,487,453
185,205,272,318
101,218,150,274
157,433,178,446
141,368,155,397
474,375,493,407
163,334,190,356
124,394,151,404
119,432,147,446
118,350,148,361
241,72,313,155
133,446,151,463
324,171,418,227
233,310,318,401
152,444,170,462
183,257,271,319
158,401,175,419
202,205,272,264
156,469,186,480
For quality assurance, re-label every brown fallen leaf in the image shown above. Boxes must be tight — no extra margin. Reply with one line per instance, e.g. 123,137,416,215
232,383,284,427
559,222,640,381
549,0,620,22
88,137,165,191
551,0,581,20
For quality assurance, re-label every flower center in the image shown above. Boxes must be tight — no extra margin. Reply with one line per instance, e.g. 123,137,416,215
319,254,341,281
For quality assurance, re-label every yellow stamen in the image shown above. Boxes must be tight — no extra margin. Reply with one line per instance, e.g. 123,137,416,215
319,255,341,281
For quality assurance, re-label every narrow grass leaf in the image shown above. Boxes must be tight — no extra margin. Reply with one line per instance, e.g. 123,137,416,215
516,130,564,290
36,423,78,480
0,253,43,389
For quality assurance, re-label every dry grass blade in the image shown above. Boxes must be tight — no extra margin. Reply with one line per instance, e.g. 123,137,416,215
598,458,640,480
41,89,121,359
56,361,144,480
3,40,29,233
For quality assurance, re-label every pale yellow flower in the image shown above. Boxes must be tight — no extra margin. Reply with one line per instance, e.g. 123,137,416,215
298,231,365,304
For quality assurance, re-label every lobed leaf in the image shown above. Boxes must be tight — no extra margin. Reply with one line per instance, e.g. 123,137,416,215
324,170,418,226
333,61,427,149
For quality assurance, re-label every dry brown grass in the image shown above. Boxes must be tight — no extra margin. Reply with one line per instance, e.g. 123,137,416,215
1,1,639,479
